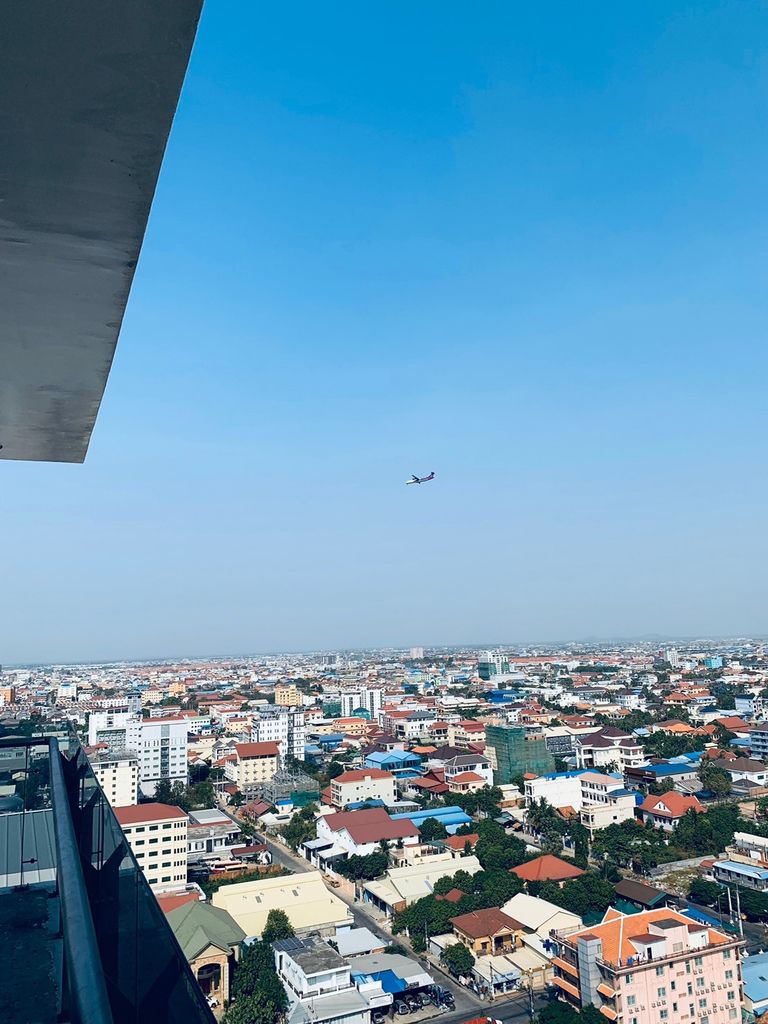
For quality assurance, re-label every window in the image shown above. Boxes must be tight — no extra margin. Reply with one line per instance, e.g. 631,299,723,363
627,996,636,1008
696,978,705,988
626,974,633,984
725,970,733,981
687,984,693,995
727,992,734,1002
672,1003,678,1013
699,999,707,1009
660,1011,669,1021
694,957,703,967
686,964,691,975
729,1011,738,1020
724,950,732,960
656,967,665,977
658,988,667,998
161,875,171,882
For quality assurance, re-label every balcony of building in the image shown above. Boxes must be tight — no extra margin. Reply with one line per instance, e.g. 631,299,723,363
0,733,215,1024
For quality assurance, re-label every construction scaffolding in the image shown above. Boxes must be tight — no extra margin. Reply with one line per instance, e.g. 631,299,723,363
261,767,320,808
486,725,555,784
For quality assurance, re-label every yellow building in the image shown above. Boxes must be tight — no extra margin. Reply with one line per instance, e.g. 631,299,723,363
225,741,280,790
275,684,302,707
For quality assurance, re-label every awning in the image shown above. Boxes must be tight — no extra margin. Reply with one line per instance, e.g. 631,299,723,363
597,982,617,999
600,1007,618,1020
553,977,581,999
552,956,579,977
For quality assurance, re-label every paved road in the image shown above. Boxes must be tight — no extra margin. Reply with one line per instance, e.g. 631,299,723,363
250,829,548,1021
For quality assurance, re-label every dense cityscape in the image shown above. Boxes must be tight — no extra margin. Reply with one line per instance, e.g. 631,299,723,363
5,639,768,1024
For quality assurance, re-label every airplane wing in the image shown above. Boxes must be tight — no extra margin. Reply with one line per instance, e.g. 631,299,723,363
408,475,419,484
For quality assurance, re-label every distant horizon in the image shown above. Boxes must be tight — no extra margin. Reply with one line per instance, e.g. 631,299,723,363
6,630,766,671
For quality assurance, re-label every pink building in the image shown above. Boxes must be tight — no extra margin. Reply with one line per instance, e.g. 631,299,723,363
551,907,744,1024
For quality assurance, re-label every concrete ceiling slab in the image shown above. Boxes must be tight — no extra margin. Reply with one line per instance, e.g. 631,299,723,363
0,1,203,462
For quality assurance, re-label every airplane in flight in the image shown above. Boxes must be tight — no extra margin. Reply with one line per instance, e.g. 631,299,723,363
406,471,435,485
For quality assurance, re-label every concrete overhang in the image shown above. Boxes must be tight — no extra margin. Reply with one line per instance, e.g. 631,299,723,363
0,1,203,462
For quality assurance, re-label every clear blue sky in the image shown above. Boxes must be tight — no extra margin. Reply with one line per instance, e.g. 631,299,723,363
4,1,768,663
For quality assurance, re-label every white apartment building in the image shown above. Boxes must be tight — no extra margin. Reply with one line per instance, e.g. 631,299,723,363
138,717,189,796
340,687,383,720
329,769,397,809
525,769,637,835
250,707,305,760
88,710,142,755
91,752,139,806
224,742,281,793
114,802,188,893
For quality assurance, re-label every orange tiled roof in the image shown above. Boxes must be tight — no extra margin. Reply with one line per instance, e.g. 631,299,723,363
569,907,728,964
512,854,584,882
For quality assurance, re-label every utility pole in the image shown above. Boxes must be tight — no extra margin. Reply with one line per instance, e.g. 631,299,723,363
727,885,734,926
734,886,744,937
527,978,536,1022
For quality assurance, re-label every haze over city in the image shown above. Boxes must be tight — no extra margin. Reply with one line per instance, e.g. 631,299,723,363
4,1,768,664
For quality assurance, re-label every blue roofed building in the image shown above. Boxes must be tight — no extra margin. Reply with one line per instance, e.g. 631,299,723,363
390,805,473,835
741,950,768,1020
364,749,422,778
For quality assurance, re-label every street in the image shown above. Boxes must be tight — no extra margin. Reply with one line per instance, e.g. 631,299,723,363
260,832,544,1020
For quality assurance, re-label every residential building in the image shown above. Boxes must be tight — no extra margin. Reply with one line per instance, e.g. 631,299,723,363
274,935,375,1024
511,854,584,886
639,792,704,831
224,741,280,793
711,757,768,788
340,687,383,720
443,752,494,788
250,706,306,760
167,900,245,1006
275,683,302,706
307,807,420,866
138,716,190,797
212,871,353,938
450,907,523,956
113,802,188,893
330,769,397,809
525,770,636,833
713,832,768,892
90,750,139,806
187,808,242,862
88,709,142,754
501,892,582,939
362,854,482,917
551,907,744,1023
364,749,422,776
574,727,644,773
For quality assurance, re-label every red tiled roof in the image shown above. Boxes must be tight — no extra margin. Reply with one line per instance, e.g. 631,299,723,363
235,742,280,758
511,854,585,882
450,907,524,938
450,771,485,784
436,888,466,903
445,833,479,850
113,803,187,826
640,792,703,818
324,806,419,844
156,891,200,915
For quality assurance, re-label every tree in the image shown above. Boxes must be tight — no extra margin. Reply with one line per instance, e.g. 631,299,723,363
698,764,732,798
440,942,475,977
232,941,275,999
419,817,448,840
688,878,722,907
262,909,295,943
226,940,289,1024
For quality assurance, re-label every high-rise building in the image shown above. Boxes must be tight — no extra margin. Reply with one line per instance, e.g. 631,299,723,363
477,649,511,681
410,647,425,659
275,683,302,706
250,706,305,760
339,686,383,720
87,711,188,797
113,802,188,893
91,751,140,806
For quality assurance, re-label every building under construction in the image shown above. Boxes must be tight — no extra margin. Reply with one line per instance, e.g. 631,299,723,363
485,724,555,784
261,767,320,808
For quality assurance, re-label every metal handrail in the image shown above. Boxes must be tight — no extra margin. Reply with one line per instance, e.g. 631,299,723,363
49,736,115,1024
0,735,113,1024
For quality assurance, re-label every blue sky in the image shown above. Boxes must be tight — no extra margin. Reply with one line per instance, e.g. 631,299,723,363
4,1,768,662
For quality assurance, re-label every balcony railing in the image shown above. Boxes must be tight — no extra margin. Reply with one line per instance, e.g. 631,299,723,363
0,733,216,1024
